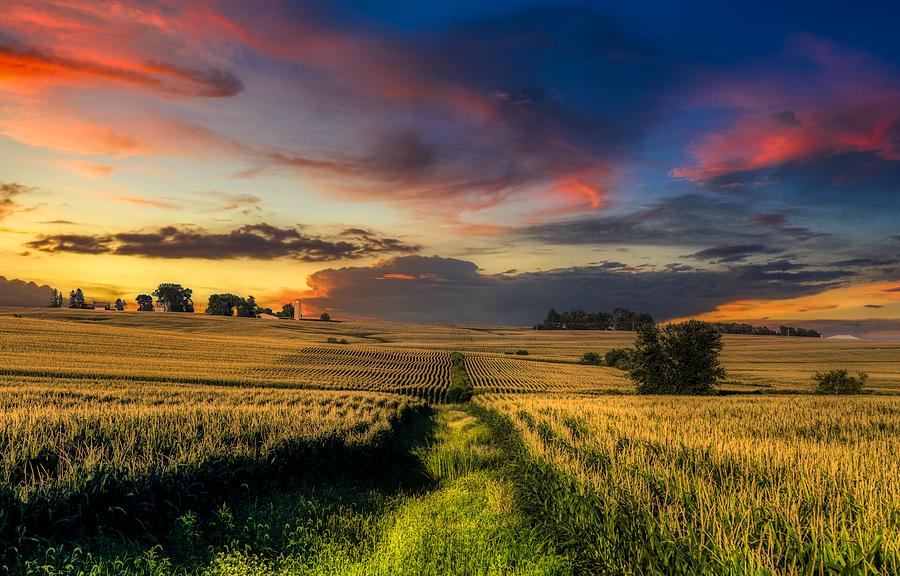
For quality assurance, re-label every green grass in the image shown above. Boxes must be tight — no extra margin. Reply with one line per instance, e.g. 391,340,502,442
21,408,571,576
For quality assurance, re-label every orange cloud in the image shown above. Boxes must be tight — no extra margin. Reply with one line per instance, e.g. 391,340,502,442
672,281,900,323
0,114,145,156
108,195,181,210
57,160,114,179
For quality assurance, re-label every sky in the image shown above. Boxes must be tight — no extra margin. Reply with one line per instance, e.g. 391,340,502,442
1,0,899,334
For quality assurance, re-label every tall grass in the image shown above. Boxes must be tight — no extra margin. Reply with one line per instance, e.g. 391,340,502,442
478,394,900,574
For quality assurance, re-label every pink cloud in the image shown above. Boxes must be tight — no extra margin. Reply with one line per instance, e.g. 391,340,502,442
673,35,900,182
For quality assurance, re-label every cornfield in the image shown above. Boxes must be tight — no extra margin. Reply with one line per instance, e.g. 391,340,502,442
478,394,900,574
2,309,900,574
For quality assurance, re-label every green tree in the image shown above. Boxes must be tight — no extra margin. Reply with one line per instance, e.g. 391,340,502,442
661,320,725,394
628,324,669,393
114,298,126,311
152,283,194,313
814,369,868,394
628,321,725,395
580,351,602,366
136,294,153,312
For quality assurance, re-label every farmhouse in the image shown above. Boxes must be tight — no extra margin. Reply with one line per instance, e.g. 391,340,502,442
92,301,111,311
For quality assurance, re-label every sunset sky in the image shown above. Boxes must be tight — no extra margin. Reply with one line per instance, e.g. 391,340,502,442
1,1,898,333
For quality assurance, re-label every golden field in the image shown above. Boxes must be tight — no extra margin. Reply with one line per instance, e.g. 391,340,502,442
2,308,898,396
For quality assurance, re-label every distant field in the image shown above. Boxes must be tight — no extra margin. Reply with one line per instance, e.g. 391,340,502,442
2,308,898,395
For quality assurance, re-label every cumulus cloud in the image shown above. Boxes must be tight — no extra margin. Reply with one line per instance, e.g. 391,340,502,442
0,276,54,307
300,255,856,324
26,224,420,261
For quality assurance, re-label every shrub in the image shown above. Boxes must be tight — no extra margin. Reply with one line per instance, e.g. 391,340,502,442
628,320,725,395
515,349,529,356
320,313,331,322
813,369,868,394
603,348,631,369
326,337,348,344
580,352,602,366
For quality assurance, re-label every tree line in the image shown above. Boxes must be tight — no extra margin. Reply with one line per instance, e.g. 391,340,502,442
534,308,655,331
46,283,331,321
709,322,821,338
48,289,126,311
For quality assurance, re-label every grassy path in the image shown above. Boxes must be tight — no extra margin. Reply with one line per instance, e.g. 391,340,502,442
28,407,571,576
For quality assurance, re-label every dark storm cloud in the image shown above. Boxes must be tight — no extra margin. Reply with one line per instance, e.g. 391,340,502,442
519,194,821,247
689,244,784,263
302,255,855,324
0,276,54,307
26,224,420,261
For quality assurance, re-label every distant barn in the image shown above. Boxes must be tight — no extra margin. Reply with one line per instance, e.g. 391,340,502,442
92,301,110,311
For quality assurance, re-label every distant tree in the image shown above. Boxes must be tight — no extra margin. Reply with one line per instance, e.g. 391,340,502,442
68,288,88,309
276,303,295,319
136,294,154,312
536,308,651,330
814,369,868,395
320,312,331,322
153,283,193,313
257,306,274,316
629,320,725,395
47,289,63,308
236,295,258,317
206,293,242,316
580,352,602,366
114,298,126,311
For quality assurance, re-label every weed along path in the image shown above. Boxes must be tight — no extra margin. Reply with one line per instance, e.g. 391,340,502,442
33,406,572,575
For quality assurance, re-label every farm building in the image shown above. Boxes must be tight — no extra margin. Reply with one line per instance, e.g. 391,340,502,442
92,301,111,310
